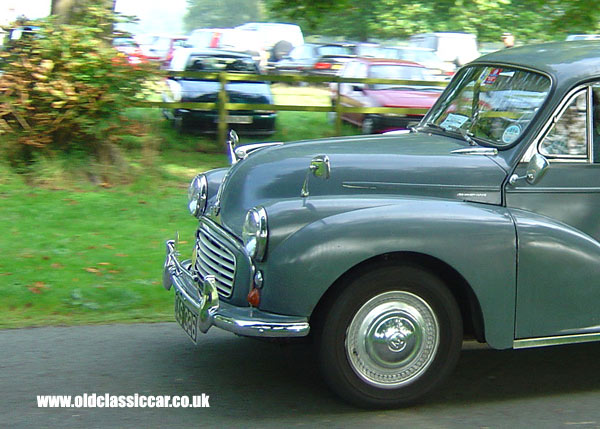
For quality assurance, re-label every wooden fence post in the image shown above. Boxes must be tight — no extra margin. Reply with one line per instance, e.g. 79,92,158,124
218,72,228,146
335,76,342,136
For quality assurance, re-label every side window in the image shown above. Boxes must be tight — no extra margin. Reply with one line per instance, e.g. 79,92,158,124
540,91,588,158
592,85,600,162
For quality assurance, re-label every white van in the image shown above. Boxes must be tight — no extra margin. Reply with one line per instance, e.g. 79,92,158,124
235,22,304,61
410,32,480,66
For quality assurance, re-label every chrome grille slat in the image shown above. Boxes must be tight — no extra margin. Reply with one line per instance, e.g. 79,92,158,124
198,234,235,269
196,265,233,293
199,230,235,262
195,223,237,298
198,248,235,277
197,252,234,281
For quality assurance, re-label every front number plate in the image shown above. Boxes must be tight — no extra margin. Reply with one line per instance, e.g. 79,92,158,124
215,115,253,124
175,293,198,342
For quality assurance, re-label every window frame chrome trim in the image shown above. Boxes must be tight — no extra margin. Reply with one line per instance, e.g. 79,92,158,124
537,86,591,162
522,84,596,164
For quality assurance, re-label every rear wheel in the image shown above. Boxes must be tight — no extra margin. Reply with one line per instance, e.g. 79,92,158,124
316,264,462,408
362,116,375,134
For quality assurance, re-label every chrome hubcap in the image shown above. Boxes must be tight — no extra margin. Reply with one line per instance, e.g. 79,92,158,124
346,291,439,388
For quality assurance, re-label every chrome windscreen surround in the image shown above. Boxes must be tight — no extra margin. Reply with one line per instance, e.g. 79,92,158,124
194,221,238,298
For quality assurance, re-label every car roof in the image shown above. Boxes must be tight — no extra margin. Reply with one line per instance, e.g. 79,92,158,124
473,40,600,91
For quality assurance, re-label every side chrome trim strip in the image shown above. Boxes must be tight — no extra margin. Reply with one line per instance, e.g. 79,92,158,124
514,332,600,349
451,147,498,156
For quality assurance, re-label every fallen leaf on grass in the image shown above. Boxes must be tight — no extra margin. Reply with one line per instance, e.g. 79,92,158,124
84,267,101,274
116,253,128,257
0,272,13,276
51,263,64,269
102,245,115,249
27,281,49,294
108,270,121,274
98,262,111,266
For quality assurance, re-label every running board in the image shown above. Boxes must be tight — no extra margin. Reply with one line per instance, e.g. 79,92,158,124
514,332,600,349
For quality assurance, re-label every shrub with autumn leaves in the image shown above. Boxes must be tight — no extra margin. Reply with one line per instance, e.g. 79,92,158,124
0,6,162,172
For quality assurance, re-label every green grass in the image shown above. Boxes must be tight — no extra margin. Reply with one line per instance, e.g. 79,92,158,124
0,88,360,329
0,156,227,329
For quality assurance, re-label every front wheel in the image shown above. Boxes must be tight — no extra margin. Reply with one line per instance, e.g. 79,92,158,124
316,264,463,408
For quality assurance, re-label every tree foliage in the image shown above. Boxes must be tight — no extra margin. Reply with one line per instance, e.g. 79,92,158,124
183,0,265,32
266,0,600,42
0,4,161,168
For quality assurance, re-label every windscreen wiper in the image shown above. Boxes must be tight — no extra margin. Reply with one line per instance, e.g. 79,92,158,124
458,128,478,146
419,122,447,132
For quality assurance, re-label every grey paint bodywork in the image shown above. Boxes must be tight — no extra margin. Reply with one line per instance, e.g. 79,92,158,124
193,41,600,350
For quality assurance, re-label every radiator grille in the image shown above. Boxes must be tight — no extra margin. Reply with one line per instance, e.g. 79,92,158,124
194,224,236,298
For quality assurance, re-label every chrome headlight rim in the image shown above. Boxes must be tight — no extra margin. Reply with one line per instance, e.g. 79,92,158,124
188,174,208,217
242,206,268,261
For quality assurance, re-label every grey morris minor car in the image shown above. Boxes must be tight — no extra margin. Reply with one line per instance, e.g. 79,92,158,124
163,41,600,407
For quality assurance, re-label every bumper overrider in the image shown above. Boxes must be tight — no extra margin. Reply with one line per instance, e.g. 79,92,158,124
163,239,310,341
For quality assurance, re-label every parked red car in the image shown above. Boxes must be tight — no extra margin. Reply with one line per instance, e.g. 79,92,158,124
332,58,443,133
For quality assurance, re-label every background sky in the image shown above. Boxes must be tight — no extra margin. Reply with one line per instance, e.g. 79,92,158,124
1,0,187,34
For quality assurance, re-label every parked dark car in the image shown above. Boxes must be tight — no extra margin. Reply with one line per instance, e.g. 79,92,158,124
162,49,276,135
164,41,600,408
273,43,355,76
333,57,443,133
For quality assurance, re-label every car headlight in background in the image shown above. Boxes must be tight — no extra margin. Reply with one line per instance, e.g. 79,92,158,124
242,206,268,261
188,174,208,217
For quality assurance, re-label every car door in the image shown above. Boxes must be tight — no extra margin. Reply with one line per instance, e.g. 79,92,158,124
506,84,600,340
339,61,368,125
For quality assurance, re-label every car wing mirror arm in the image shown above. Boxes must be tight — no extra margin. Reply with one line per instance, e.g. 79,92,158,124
301,155,331,197
509,153,549,186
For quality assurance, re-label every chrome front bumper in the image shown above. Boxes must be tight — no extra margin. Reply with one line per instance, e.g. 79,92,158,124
163,239,310,339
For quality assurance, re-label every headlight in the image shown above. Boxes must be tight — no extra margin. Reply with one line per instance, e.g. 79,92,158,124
188,174,208,217
242,207,268,261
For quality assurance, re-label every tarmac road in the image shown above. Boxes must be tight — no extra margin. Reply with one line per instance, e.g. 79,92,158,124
1,322,600,428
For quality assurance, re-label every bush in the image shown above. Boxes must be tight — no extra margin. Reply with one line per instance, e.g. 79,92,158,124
0,5,162,174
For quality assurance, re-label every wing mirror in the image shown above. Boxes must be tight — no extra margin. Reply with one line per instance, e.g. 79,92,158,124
227,130,241,164
509,153,549,186
301,155,331,197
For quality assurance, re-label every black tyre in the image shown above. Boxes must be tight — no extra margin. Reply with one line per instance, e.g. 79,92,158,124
362,115,375,134
316,264,463,408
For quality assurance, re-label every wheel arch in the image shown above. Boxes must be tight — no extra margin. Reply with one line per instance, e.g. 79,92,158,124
309,251,486,343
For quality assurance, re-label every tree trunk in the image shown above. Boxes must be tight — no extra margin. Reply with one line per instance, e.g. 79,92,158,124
51,0,116,25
